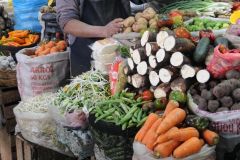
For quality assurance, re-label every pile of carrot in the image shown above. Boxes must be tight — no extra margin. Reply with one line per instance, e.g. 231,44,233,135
33,40,67,57
135,100,219,159
0,30,39,47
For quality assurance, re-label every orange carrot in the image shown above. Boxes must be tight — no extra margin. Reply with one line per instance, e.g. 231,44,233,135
163,100,179,117
135,113,159,142
142,118,162,150
154,140,181,158
203,129,219,146
168,127,199,141
157,108,186,134
173,137,204,158
155,127,179,145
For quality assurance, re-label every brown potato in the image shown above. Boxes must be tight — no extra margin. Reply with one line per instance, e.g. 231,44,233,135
149,18,157,25
142,7,156,20
132,23,147,32
123,16,135,28
135,12,143,21
123,27,132,33
136,17,148,25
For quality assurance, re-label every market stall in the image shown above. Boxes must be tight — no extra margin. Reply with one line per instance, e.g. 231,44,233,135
1,0,240,160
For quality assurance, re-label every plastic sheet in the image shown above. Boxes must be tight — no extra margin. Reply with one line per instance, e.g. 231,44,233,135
13,0,47,32
55,123,94,159
133,141,216,160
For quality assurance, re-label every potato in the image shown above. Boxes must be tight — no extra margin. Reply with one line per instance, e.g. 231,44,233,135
142,7,156,20
132,23,147,32
123,16,135,28
149,18,157,25
149,21,158,29
135,12,143,21
136,17,148,25
123,27,132,33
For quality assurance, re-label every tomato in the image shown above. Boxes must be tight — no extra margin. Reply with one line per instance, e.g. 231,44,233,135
141,90,154,101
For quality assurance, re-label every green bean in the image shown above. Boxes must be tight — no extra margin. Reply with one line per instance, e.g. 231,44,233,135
134,109,139,118
120,97,134,104
137,109,143,122
132,116,138,123
122,122,128,130
95,108,115,122
119,107,138,124
137,116,148,127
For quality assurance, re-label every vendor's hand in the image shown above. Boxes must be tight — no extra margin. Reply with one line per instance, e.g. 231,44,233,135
103,18,124,37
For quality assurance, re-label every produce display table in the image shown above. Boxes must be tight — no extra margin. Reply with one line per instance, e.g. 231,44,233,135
0,127,16,160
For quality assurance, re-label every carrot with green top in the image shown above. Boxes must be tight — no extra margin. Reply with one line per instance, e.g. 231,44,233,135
173,137,204,158
154,140,181,158
163,100,179,117
154,127,179,145
142,118,162,150
157,108,186,134
203,129,219,146
168,127,199,141
135,113,159,142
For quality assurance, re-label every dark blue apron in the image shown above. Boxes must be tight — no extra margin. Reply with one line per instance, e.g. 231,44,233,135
70,0,129,76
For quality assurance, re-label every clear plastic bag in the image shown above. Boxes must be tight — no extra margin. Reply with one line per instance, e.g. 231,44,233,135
55,123,94,159
14,107,72,156
48,104,88,129
133,141,216,160
207,45,240,78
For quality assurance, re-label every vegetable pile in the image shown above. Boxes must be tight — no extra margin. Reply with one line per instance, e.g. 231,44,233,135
185,18,230,32
191,69,240,112
34,40,67,57
122,7,158,33
135,100,219,158
54,70,110,114
91,90,148,130
0,53,16,70
0,30,39,47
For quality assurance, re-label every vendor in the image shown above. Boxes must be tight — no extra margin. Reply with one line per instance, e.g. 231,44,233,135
56,0,151,76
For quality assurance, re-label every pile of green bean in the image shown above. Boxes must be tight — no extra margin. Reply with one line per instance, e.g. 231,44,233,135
92,90,148,130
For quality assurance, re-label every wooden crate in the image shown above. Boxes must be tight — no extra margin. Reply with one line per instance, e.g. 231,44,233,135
0,127,16,160
0,87,20,106
16,135,78,160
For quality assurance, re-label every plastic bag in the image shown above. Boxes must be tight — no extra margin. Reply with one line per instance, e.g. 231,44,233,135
207,45,240,78
48,105,88,129
55,123,94,159
14,107,71,156
13,0,47,32
188,92,240,135
16,47,70,101
224,24,240,48
133,141,216,160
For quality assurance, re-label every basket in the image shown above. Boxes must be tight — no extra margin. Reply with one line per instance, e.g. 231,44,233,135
89,114,139,160
0,69,17,87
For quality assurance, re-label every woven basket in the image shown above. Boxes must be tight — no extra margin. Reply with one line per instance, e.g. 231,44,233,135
0,69,17,87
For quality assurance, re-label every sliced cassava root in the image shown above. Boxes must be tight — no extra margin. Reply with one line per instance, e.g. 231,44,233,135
154,84,171,99
159,68,173,83
170,77,188,92
164,36,195,53
137,61,148,75
146,42,159,56
170,52,190,67
149,55,157,69
132,48,147,64
180,64,196,79
127,58,135,71
141,31,157,47
132,74,146,88
149,70,160,86
156,48,170,64
157,30,172,48
196,69,210,84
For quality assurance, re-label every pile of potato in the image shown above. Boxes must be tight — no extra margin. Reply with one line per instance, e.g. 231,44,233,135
122,7,159,33
0,54,16,70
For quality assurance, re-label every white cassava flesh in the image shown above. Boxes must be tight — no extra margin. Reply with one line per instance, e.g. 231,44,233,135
196,69,210,84
159,68,172,83
127,76,132,84
181,64,196,79
149,70,160,86
141,31,150,46
137,61,148,75
146,42,159,56
149,55,157,69
132,48,146,64
163,36,175,51
132,74,145,88
157,31,169,48
146,43,152,56
170,52,184,67
154,87,167,99
127,58,135,70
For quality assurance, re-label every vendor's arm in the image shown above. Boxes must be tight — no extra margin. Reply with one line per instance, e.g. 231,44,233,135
56,0,123,38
